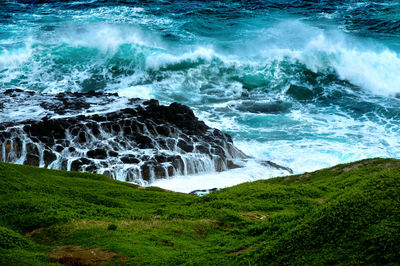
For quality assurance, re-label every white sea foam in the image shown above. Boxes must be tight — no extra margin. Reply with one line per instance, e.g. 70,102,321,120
301,33,400,96
258,20,400,97
117,85,153,99
146,46,216,70
233,107,400,174
0,40,33,69
151,160,288,193
57,24,161,52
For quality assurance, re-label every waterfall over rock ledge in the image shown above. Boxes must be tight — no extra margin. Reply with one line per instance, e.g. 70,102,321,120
0,89,291,185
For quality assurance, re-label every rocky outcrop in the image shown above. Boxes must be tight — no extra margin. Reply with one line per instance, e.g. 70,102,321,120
0,89,291,185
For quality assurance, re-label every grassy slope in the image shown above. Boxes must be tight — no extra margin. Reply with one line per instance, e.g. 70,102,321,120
0,158,399,265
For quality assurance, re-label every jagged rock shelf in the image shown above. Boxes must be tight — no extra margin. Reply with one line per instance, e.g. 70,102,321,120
0,89,291,185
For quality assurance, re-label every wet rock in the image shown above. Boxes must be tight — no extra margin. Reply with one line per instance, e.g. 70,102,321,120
55,145,64,153
177,139,193,152
135,134,153,149
227,160,243,169
156,125,170,136
102,170,113,179
259,160,293,174
122,126,132,135
71,158,93,172
195,144,209,154
143,99,159,106
120,156,140,164
154,165,167,178
44,150,57,167
25,154,40,166
237,101,292,114
0,90,290,184
87,149,107,159
166,165,174,177
78,131,87,143
141,163,153,181
108,151,119,157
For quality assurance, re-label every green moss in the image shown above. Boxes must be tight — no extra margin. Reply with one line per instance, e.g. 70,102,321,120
0,158,399,265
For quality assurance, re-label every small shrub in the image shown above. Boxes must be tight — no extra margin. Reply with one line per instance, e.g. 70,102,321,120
0,226,30,249
107,224,117,231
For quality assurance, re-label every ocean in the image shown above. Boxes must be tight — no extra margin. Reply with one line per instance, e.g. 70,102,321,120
1,0,399,192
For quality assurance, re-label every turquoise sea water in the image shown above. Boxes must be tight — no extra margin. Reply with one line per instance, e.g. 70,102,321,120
1,1,400,190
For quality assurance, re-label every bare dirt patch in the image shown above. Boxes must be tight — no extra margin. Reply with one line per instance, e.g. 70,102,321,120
343,163,363,172
26,227,45,238
49,245,117,266
298,173,311,180
384,161,400,168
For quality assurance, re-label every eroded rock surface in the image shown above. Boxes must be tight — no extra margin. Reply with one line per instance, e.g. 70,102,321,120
0,90,254,184
0,90,291,184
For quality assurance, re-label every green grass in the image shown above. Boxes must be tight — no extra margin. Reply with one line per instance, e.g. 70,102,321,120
0,158,399,265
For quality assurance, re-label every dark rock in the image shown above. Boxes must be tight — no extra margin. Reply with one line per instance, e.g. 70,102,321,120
24,143,39,166
0,90,290,184
143,99,159,106
166,165,174,177
71,158,93,172
237,101,292,114
122,126,132,135
120,156,140,164
141,163,152,181
112,124,120,132
156,125,170,136
108,151,119,157
102,170,113,178
195,144,210,154
25,153,40,166
43,150,57,167
177,139,193,152
154,165,167,178
78,131,87,143
259,160,293,174
55,145,64,153
87,149,107,159
227,160,243,169
135,134,153,149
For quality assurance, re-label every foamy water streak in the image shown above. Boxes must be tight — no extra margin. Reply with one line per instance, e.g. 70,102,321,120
151,160,288,193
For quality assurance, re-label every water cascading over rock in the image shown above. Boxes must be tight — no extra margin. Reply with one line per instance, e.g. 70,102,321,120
0,89,263,185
